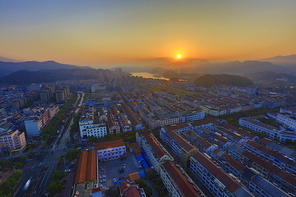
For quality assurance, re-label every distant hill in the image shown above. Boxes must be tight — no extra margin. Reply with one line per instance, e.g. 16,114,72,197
194,74,253,87
0,69,99,85
128,58,286,75
260,54,296,67
0,60,88,74
0,69,13,77
0,56,21,62
199,60,285,75
244,71,296,87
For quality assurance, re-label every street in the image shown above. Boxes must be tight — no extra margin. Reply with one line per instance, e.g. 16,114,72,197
14,92,83,197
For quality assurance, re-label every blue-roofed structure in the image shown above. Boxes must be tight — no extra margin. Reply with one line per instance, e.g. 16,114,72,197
115,179,125,185
138,170,146,178
136,154,151,169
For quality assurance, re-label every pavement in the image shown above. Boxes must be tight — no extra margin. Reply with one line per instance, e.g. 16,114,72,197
99,151,140,188
0,169,14,184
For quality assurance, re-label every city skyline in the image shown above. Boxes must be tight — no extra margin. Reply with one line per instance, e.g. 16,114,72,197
0,0,295,67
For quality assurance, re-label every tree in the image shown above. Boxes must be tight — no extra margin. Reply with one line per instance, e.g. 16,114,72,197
65,149,79,161
137,179,145,188
52,170,67,181
20,155,28,162
12,162,22,169
144,187,152,197
0,160,11,169
88,136,98,143
47,180,63,197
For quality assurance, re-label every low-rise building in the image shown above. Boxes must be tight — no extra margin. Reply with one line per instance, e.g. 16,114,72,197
95,139,126,161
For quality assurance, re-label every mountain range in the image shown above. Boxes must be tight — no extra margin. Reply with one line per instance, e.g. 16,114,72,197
118,54,296,75
0,54,295,86
0,60,88,77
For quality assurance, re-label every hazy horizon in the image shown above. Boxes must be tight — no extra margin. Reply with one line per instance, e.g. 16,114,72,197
1,0,295,68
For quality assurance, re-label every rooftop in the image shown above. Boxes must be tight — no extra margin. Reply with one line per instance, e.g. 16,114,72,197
94,139,125,150
74,149,97,184
163,161,204,197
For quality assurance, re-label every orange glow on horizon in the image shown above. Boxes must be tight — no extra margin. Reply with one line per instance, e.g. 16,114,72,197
176,54,182,59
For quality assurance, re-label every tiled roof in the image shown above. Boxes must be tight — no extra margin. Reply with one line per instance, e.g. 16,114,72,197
259,138,272,146
195,136,212,148
217,127,242,140
166,129,195,152
270,168,296,187
192,152,241,193
214,134,229,144
124,187,141,197
167,123,190,131
94,139,125,150
221,122,256,138
223,154,246,171
163,161,203,197
242,151,274,171
129,172,140,181
144,134,167,158
74,150,97,184
127,142,139,149
119,181,141,197
190,118,217,127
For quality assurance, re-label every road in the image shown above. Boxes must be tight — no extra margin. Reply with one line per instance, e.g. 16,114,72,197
14,92,84,197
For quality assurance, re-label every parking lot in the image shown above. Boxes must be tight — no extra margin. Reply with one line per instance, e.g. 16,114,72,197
98,151,140,188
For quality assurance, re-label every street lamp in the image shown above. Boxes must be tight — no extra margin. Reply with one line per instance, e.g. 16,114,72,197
63,156,67,169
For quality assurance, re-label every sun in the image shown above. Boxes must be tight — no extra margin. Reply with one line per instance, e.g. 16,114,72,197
176,54,182,59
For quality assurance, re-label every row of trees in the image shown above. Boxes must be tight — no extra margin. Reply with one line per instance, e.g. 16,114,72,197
0,169,23,197
47,148,79,196
46,170,68,197
86,129,142,144
41,93,78,141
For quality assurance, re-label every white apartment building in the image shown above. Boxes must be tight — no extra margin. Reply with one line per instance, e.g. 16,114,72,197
190,152,254,197
160,161,205,197
239,118,279,139
276,113,296,131
79,120,107,138
137,130,173,173
185,109,205,122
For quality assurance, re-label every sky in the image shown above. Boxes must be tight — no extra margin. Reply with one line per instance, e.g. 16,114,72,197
0,0,295,67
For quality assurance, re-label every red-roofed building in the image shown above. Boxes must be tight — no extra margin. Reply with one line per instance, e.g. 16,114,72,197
119,180,146,197
74,149,97,184
160,161,205,197
190,152,253,197
160,127,197,166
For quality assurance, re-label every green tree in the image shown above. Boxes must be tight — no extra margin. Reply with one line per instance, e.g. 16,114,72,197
88,136,98,143
52,170,67,181
137,179,145,188
0,160,11,169
12,162,22,169
47,180,63,197
65,149,79,161
20,155,28,162
144,186,152,197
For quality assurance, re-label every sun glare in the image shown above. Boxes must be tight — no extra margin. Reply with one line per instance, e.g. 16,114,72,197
176,54,182,59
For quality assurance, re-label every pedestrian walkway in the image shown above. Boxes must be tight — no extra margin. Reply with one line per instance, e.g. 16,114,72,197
0,169,14,184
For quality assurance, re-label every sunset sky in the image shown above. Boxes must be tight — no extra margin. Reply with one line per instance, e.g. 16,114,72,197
0,0,295,67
